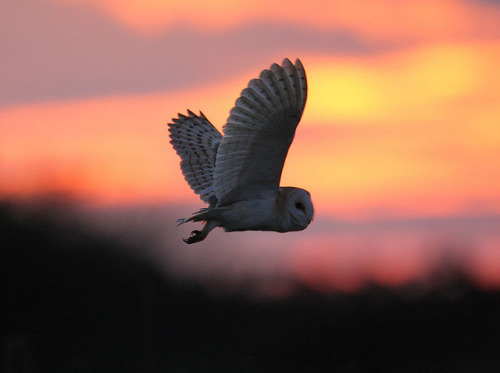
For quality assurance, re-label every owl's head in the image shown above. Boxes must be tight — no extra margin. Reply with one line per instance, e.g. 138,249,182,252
280,187,314,231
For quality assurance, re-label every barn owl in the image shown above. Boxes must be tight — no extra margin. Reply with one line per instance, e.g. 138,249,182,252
168,58,313,243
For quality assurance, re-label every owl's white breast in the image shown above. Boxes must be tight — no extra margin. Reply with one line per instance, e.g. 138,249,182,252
218,193,284,233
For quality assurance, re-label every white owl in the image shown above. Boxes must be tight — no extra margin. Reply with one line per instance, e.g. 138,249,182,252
168,58,314,243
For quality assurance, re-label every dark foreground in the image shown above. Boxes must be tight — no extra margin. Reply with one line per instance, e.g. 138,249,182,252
1,199,500,372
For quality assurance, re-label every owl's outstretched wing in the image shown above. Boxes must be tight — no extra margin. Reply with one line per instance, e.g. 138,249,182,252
214,58,307,206
168,110,222,206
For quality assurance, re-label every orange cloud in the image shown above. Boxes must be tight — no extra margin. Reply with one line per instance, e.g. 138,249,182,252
0,89,232,205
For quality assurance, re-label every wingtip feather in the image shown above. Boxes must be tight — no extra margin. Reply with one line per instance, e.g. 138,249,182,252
295,58,304,70
281,58,293,69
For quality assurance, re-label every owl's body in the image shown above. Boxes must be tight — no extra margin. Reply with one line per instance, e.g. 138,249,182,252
210,194,284,232
168,58,313,243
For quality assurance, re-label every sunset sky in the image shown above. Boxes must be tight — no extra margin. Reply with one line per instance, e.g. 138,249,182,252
2,0,500,292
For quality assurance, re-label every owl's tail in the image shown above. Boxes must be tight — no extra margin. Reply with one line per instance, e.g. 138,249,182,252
176,207,227,225
168,111,222,207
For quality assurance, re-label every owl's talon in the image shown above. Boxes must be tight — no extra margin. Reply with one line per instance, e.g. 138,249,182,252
183,230,203,244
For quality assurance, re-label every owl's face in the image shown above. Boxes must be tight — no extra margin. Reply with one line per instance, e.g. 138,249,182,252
284,188,314,231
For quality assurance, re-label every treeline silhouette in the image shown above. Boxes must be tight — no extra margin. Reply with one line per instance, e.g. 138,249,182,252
1,198,500,372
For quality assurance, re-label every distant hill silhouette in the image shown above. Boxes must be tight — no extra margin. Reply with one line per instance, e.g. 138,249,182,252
1,198,500,372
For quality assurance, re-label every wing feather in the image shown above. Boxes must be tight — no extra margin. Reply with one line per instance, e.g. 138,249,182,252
214,58,307,205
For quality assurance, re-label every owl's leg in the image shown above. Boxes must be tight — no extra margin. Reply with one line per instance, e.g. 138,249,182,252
183,220,217,244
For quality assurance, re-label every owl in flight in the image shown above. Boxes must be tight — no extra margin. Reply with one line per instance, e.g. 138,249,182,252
168,58,314,243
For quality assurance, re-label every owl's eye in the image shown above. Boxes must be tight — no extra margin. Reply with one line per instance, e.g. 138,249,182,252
295,202,305,212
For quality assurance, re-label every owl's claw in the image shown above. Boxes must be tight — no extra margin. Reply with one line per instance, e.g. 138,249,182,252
183,230,206,244
182,221,218,244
